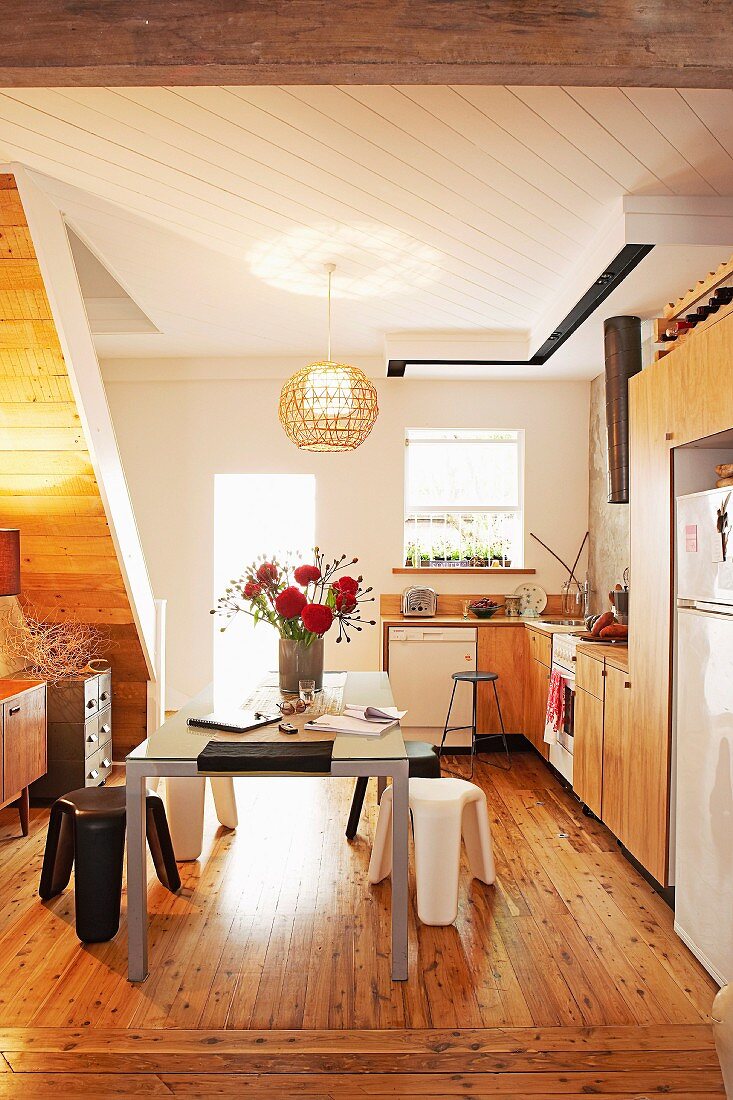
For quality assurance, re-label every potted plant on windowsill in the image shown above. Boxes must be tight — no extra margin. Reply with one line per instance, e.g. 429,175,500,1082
212,549,376,693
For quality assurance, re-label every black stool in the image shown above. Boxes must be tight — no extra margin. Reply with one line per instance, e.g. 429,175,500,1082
39,786,181,943
439,671,511,776
345,740,441,839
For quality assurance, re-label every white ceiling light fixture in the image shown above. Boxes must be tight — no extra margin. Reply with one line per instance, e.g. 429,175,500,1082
278,264,379,452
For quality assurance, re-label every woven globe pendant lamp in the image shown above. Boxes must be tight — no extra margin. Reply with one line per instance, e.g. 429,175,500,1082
279,264,378,452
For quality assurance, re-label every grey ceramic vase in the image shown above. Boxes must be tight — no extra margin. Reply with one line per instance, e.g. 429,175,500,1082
278,637,324,694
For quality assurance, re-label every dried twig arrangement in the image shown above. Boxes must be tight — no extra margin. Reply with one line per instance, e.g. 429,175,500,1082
2,607,110,683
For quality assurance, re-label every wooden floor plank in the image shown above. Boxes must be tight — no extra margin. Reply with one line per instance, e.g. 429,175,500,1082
4,1047,722,1073
0,1023,717,1053
0,752,718,1035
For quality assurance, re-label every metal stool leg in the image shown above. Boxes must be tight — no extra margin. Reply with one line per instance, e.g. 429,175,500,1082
491,680,512,770
438,678,458,757
469,679,477,778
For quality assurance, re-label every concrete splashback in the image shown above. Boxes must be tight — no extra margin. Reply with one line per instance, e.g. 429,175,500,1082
588,373,630,615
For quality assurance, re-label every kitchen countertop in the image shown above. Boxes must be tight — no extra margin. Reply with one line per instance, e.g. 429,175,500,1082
576,641,629,672
382,614,526,626
381,615,584,633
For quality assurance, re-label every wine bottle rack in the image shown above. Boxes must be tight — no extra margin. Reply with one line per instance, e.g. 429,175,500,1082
653,254,733,362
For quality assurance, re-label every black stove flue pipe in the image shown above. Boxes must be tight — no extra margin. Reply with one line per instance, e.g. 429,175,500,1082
603,315,642,504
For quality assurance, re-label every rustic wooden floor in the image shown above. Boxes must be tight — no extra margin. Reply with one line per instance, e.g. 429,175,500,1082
0,749,722,1097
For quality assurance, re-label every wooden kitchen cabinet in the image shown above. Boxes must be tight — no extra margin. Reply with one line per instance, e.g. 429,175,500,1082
629,307,733,884
602,664,632,843
0,681,47,836
476,623,527,737
523,655,551,760
574,685,604,817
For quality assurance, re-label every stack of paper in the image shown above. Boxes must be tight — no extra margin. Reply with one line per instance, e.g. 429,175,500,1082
304,705,406,737
343,704,406,724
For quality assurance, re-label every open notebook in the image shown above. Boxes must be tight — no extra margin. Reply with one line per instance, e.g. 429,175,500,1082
304,704,406,737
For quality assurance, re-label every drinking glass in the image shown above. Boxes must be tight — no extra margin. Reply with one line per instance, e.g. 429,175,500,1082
299,679,316,707
462,600,470,619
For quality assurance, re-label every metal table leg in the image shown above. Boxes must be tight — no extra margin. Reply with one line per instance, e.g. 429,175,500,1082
126,762,149,982
390,757,409,981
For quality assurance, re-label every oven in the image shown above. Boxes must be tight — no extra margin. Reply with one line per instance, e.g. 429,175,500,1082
548,633,579,783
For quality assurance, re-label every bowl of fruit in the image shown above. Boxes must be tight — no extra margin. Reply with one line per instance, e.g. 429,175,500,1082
468,598,501,619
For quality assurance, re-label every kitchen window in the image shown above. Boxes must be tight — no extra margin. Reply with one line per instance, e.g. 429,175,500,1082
403,429,524,568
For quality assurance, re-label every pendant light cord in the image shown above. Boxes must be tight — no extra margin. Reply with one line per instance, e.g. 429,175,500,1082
325,262,335,363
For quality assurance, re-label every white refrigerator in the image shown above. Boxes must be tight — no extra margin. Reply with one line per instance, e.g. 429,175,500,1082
675,487,733,985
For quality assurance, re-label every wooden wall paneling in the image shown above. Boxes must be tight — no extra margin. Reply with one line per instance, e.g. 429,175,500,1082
379,593,565,617
0,176,149,760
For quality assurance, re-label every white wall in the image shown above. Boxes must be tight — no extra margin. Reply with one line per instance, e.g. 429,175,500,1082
102,362,590,707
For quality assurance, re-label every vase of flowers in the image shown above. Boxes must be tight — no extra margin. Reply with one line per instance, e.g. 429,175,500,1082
212,548,376,694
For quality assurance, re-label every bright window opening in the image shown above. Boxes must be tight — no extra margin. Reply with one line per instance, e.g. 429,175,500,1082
404,429,524,567
214,474,316,706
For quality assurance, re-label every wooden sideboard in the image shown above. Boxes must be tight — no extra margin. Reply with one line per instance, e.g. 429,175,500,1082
629,308,733,885
0,680,46,835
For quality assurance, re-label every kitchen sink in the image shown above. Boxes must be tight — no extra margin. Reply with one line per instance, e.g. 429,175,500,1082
534,618,585,626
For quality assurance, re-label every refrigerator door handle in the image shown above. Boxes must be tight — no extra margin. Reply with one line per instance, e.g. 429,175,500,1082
679,599,733,618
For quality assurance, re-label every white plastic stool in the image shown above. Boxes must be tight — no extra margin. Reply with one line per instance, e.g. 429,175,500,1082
369,776,495,925
164,776,238,861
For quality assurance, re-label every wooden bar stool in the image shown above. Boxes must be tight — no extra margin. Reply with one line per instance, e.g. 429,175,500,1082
40,786,180,943
439,670,511,776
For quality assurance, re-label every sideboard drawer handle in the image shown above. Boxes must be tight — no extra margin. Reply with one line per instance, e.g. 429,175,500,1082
86,733,98,743
100,691,108,702
101,758,111,769
87,699,96,709
8,705,20,715
88,769,99,780
99,724,110,736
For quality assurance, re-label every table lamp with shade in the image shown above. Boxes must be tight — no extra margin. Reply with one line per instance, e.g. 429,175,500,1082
0,530,21,597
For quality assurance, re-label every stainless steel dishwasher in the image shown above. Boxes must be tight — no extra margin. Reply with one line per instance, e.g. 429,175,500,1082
387,626,477,747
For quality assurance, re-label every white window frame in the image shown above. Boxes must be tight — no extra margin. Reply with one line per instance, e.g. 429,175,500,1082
403,429,525,566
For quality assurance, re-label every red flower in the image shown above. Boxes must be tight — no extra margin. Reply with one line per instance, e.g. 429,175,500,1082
335,590,357,614
301,602,334,635
257,562,279,586
275,586,307,620
333,575,359,595
294,564,321,586
243,580,262,599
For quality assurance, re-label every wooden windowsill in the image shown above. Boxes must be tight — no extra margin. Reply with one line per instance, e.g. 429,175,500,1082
392,567,536,575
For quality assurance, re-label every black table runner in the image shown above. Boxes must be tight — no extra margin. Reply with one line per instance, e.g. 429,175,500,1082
197,740,334,774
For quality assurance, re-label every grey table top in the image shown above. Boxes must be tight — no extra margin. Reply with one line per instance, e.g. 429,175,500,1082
127,670,407,766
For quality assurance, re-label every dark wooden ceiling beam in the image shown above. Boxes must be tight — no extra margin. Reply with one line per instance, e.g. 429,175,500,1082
2,1,733,88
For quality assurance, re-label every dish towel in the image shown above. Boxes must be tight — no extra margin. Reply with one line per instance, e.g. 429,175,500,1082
544,669,566,745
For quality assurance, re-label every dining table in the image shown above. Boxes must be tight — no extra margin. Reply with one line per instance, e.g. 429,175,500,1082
125,670,410,982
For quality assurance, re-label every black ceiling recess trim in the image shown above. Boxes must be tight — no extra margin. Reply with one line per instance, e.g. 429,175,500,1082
387,243,654,377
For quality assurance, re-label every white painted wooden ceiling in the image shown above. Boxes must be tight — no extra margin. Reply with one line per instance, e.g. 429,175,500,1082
1,86,733,374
